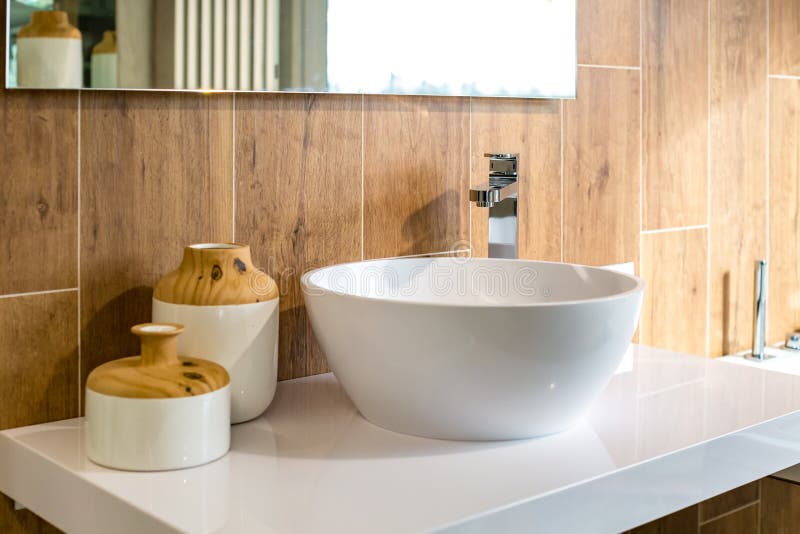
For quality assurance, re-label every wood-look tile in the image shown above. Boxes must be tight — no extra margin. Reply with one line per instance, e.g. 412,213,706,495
629,504,698,534
643,0,708,230
709,0,767,356
80,92,233,389
640,229,708,355
0,292,78,428
0,494,60,534
700,502,758,534
470,98,561,261
563,67,639,266
762,476,800,532
0,90,78,295
700,481,760,522
769,78,800,343
363,96,469,259
577,0,640,67
235,93,361,380
769,0,800,76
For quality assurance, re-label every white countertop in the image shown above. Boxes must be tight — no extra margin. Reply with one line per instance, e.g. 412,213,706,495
4,344,800,533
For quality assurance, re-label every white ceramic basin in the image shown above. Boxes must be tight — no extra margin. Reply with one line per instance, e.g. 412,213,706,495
302,258,645,440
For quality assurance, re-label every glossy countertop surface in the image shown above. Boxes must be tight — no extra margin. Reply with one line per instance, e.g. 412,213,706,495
4,345,800,533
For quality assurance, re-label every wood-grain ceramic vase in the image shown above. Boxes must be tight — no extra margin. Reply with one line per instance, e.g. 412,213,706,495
152,243,279,424
90,30,117,88
85,323,231,471
17,11,82,88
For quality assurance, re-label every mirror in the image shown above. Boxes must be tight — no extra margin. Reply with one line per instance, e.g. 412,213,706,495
5,0,576,98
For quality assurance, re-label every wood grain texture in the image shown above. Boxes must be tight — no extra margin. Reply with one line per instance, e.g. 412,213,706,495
154,244,277,305
769,78,800,343
629,505,698,533
0,292,78,428
709,0,767,356
577,0,640,66
235,93,361,380
700,481,760,522
563,67,639,266
770,0,800,76
762,477,800,533
470,98,561,261
87,323,229,398
640,229,708,356
364,96,469,258
0,494,61,534
700,502,758,534
80,91,233,391
643,0,708,230
0,90,78,295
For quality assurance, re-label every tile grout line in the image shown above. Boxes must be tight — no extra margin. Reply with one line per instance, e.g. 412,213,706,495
232,93,237,242
559,99,564,263
77,90,82,415
697,500,760,526
638,0,644,339
468,96,472,257
765,0,771,308
361,94,365,261
706,0,712,358
768,73,800,80
0,287,79,301
577,63,641,71
641,224,709,235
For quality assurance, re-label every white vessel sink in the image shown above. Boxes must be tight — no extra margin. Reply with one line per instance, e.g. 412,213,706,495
302,258,645,440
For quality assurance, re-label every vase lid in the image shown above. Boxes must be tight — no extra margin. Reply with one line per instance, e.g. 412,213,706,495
86,323,230,399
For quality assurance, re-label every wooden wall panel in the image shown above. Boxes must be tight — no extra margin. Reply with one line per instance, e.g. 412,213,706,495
0,91,78,295
640,230,708,356
700,481,760,522
769,78,800,343
563,67,639,266
363,96,469,259
761,477,800,533
708,0,767,356
79,92,233,389
769,0,800,76
235,94,361,380
642,0,708,230
700,502,758,534
577,0,640,67
0,292,78,429
470,98,561,261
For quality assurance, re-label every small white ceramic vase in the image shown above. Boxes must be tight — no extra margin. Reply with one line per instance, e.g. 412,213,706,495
85,323,231,471
16,11,82,88
91,31,117,88
152,244,279,424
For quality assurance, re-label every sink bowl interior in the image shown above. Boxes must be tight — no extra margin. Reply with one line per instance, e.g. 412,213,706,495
304,258,641,306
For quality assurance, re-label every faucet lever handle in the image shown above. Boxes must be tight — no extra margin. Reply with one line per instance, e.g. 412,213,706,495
484,153,519,179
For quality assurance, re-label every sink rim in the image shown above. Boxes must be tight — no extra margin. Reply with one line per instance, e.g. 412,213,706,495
301,257,645,309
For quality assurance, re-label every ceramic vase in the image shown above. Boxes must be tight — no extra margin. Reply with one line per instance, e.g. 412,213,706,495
152,243,279,424
16,11,82,88
91,31,117,88
85,323,231,471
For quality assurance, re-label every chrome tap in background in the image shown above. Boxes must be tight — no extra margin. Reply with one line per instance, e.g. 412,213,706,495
747,259,769,361
469,153,519,258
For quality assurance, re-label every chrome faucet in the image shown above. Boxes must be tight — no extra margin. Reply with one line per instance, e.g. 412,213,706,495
747,260,770,361
469,153,519,258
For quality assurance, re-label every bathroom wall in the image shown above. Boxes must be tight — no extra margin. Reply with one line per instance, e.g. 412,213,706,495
3,0,800,531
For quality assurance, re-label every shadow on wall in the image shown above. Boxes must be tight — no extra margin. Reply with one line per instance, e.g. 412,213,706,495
399,189,463,257
80,285,154,395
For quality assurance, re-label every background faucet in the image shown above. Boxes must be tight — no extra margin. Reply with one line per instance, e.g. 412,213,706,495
469,153,519,259
748,259,769,360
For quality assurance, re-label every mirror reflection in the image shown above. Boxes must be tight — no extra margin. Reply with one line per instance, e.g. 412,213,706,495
6,0,576,98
